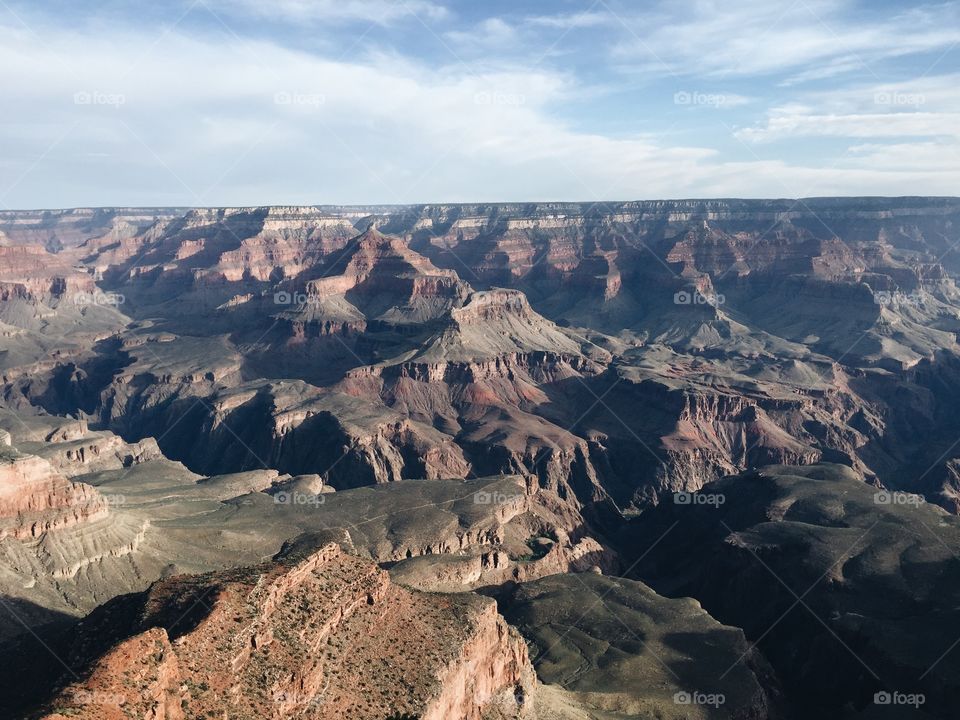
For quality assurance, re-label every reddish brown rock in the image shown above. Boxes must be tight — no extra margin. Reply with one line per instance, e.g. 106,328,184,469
39,543,535,720
0,246,96,301
0,450,106,540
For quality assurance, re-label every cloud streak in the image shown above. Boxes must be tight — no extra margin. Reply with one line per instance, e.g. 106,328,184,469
609,0,960,81
206,0,450,25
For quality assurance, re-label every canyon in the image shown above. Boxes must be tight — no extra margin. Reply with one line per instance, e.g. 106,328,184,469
2,198,960,718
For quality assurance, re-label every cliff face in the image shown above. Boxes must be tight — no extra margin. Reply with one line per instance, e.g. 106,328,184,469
39,543,536,720
14,201,956,514
0,419,295,643
0,246,96,301
0,450,106,540
4,200,960,531
380,198,958,287
82,206,357,290
0,208,182,252
0,408,614,650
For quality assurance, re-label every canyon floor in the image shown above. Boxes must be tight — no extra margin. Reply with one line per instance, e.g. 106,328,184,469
2,199,960,718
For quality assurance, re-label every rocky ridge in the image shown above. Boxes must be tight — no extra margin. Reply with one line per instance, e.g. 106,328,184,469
38,542,536,720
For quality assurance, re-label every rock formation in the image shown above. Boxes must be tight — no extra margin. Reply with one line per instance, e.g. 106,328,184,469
504,573,777,719
3,198,960,719
37,543,536,720
626,463,960,718
0,448,106,541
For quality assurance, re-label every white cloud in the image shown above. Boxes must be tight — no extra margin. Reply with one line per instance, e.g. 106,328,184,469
207,0,449,25
526,12,612,29
735,72,960,142
798,73,960,114
0,9,958,208
847,141,960,171
609,0,960,80
736,109,960,142
446,18,517,46
0,20,716,205
692,158,960,198
445,18,518,48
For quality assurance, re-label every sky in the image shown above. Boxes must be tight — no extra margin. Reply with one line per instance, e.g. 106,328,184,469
0,0,957,208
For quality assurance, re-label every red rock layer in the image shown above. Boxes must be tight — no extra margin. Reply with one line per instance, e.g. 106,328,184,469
0,452,106,540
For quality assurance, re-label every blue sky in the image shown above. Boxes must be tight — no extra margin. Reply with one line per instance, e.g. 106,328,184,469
0,0,957,207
